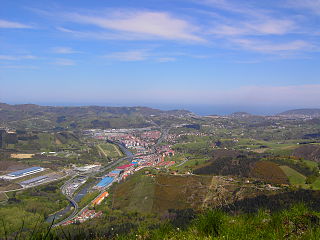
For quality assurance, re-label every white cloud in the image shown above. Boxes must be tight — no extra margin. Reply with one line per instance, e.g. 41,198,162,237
49,4,317,56
190,0,316,55
287,0,320,14
53,58,75,66
157,57,176,62
56,27,146,41
210,19,296,36
0,19,33,29
103,50,149,61
0,65,38,69
195,0,268,17
0,55,37,60
61,10,205,42
231,39,313,53
52,47,79,54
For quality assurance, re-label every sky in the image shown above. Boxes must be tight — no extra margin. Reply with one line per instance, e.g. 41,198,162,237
1,0,320,115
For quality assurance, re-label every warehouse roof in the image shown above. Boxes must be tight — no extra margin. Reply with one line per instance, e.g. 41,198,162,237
8,167,43,177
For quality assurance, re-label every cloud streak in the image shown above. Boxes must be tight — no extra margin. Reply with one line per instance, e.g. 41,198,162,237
288,0,320,14
103,50,150,61
0,55,37,60
0,19,33,29
230,39,313,53
53,58,76,66
59,10,205,43
52,47,79,54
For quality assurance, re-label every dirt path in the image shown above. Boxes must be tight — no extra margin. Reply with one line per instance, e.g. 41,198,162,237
113,145,122,156
97,145,108,158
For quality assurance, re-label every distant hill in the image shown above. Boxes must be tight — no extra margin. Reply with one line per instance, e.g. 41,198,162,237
228,112,264,120
0,103,193,130
293,144,320,162
230,111,252,117
278,109,320,117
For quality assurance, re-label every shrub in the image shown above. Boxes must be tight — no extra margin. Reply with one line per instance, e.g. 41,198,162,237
194,210,225,237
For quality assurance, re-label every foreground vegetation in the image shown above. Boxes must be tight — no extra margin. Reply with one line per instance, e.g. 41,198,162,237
3,204,320,239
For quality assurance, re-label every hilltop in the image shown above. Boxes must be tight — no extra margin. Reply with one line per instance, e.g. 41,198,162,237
0,103,193,130
278,108,320,117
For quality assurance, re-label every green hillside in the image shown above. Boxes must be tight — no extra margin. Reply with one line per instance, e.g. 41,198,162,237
280,165,306,185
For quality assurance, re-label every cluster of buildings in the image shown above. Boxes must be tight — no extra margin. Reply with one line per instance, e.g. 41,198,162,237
63,209,103,225
0,166,45,180
0,166,66,189
74,164,101,173
64,176,87,196
155,145,175,158
86,129,163,155
19,173,62,188
63,192,109,226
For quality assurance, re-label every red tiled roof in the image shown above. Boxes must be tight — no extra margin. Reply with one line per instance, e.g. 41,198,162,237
116,164,134,169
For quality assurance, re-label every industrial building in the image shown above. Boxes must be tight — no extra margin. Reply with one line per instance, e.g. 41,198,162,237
95,177,114,189
116,164,134,170
19,175,48,187
92,192,109,205
108,170,121,178
4,166,45,179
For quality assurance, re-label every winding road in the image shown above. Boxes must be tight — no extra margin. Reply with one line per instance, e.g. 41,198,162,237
51,176,79,227
51,141,133,227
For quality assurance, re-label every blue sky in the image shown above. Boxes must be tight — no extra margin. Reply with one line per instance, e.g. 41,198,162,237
1,0,320,114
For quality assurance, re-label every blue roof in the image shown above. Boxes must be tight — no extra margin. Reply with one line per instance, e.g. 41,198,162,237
96,177,114,187
111,170,121,174
131,162,138,165
8,167,43,177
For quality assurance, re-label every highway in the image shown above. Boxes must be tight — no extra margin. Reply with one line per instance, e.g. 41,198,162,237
51,141,133,227
52,176,79,227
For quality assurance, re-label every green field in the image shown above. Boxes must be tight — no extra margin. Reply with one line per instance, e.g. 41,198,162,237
112,173,155,213
311,178,320,190
302,160,319,169
78,190,100,209
280,165,306,185
97,143,123,159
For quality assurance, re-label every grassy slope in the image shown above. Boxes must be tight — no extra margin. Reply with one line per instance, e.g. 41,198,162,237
252,161,289,184
117,204,320,240
0,192,7,201
113,173,215,214
280,165,306,185
113,174,155,213
0,180,69,236
112,173,268,215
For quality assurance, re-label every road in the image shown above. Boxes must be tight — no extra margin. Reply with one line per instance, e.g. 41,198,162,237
51,128,167,227
51,141,133,227
150,127,170,153
175,157,189,167
51,176,79,227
